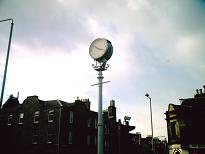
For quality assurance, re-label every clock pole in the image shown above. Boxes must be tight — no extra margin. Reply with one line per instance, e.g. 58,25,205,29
92,60,109,154
89,38,113,154
98,69,103,154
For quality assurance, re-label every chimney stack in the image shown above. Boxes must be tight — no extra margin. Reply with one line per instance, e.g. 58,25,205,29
203,85,205,93
118,119,121,124
110,99,115,107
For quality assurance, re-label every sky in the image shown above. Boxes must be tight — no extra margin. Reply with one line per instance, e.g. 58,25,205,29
1,0,205,138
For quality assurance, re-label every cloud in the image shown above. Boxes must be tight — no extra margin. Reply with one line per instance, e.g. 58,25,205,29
1,0,93,53
1,0,205,138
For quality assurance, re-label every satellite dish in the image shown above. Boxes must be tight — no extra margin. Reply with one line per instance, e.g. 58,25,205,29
124,116,131,121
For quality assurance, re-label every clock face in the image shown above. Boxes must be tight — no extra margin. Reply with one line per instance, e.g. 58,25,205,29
89,38,108,60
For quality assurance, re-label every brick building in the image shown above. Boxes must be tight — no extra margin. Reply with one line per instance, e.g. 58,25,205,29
165,86,205,154
0,95,136,154
103,100,135,154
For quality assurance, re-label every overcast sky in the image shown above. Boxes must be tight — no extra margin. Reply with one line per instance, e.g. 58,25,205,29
1,0,205,138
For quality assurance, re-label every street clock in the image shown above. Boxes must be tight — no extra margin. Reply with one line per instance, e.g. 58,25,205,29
89,38,113,61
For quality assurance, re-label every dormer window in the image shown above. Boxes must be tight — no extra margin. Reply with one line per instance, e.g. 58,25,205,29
34,111,40,123
7,114,13,125
48,110,54,122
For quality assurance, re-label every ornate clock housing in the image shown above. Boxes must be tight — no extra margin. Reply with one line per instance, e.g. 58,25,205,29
89,38,113,61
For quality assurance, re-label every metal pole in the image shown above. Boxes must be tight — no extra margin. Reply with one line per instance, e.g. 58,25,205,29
149,97,154,153
0,19,14,108
97,70,103,154
57,107,61,154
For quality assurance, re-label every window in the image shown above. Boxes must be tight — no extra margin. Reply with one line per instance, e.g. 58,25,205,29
47,135,52,144
104,139,110,149
104,124,109,134
19,113,24,124
68,131,72,144
87,117,91,128
47,129,54,144
69,111,73,124
33,129,38,144
7,114,13,125
95,118,97,129
171,121,177,139
34,111,40,123
48,110,54,122
94,136,97,145
87,135,90,146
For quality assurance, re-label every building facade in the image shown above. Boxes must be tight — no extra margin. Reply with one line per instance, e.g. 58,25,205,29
0,95,136,154
0,95,97,154
165,86,205,154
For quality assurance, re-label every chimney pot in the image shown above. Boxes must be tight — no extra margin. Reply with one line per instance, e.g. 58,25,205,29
196,89,199,94
200,89,203,94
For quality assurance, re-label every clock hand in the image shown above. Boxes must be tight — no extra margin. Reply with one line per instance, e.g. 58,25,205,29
94,45,104,50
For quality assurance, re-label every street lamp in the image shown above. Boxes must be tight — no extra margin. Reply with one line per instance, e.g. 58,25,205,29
145,93,154,152
89,38,113,154
0,18,14,108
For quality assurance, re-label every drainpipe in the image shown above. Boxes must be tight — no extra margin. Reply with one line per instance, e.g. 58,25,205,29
57,100,62,154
